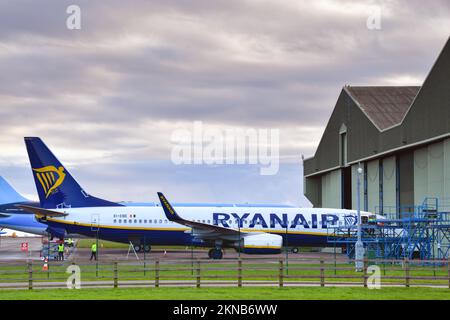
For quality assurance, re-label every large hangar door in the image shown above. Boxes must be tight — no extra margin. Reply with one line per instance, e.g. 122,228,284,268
321,169,341,209
382,156,397,214
342,166,352,209
367,160,379,213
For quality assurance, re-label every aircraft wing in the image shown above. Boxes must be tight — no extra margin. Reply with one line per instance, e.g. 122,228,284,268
15,205,68,217
157,192,244,238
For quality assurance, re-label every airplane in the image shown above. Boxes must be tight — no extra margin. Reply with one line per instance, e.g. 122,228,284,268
0,176,47,236
0,176,86,238
21,137,383,259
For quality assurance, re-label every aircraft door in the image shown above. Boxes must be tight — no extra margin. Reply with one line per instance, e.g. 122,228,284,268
91,214,100,231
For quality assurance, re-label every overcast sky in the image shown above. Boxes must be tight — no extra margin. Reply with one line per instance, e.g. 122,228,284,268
0,0,449,206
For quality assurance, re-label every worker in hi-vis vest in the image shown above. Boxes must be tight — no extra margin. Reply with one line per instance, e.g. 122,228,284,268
90,242,97,261
58,242,64,261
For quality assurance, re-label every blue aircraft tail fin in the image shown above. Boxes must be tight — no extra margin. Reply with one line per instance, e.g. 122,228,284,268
24,137,122,209
0,176,28,205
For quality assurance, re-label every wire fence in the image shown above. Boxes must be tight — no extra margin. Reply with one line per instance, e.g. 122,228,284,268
0,257,449,290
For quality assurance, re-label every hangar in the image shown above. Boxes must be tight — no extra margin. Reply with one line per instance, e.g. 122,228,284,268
303,37,450,216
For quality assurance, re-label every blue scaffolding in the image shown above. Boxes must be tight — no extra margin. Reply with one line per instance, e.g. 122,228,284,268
327,197,450,261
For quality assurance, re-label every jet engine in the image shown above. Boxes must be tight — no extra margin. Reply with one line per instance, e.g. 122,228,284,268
240,233,282,254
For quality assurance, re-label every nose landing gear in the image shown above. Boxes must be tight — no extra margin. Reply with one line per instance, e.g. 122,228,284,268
208,248,223,259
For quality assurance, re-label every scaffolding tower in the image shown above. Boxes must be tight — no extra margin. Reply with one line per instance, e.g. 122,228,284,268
327,197,450,261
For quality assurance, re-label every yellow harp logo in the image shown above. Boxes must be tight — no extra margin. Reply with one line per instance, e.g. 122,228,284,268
33,166,66,198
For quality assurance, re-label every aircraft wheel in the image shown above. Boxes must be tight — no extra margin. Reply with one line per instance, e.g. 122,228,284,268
208,248,214,258
134,244,142,252
212,249,223,260
144,244,151,253
291,247,299,254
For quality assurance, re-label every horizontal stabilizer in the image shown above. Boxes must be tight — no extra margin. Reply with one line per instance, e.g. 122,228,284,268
15,205,68,217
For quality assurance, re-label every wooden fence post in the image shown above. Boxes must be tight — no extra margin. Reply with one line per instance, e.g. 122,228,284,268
155,259,160,288
113,262,118,288
320,259,325,287
363,258,368,288
447,258,450,289
28,262,33,290
404,258,410,288
196,259,201,288
278,260,284,287
237,259,242,288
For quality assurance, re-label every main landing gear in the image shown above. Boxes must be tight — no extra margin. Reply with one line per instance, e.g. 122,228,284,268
208,248,223,259
133,244,152,253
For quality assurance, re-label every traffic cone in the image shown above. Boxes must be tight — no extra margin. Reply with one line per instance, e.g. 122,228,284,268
42,257,48,271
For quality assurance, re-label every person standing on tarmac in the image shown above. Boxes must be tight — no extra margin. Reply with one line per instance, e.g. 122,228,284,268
58,242,64,261
90,242,97,261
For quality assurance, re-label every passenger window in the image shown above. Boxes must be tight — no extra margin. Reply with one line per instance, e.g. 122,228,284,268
139,219,142,223
118,219,122,223
144,220,147,223
159,219,162,224
129,219,132,223
113,219,116,223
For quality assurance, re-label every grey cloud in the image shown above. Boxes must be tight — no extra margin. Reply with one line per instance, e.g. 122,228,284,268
0,1,449,204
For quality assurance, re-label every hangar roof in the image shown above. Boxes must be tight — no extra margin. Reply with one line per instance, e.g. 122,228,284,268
344,86,421,131
303,36,450,178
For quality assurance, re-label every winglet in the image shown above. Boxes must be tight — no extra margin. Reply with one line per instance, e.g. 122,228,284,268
157,192,182,222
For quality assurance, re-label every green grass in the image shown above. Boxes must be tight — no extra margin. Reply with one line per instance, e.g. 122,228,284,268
0,262,448,286
0,287,448,300
75,239,194,250
75,239,129,249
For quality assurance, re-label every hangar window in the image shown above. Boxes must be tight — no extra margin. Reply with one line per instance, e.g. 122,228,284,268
339,124,347,166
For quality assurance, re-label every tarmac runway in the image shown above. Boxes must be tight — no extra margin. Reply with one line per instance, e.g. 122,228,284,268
0,236,347,263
